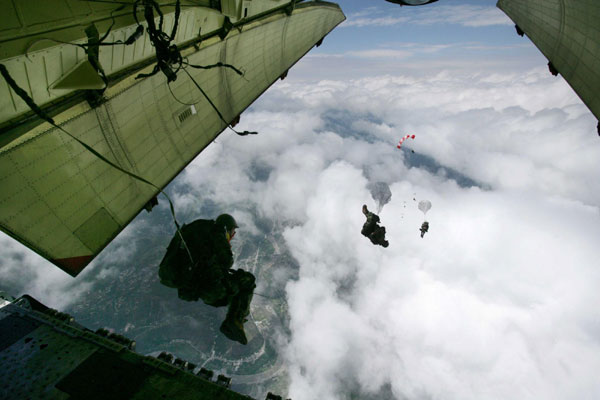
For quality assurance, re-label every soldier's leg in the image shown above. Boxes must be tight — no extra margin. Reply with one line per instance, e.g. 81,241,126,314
226,270,256,320
231,271,256,318
370,226,389,247
177,286,200,301
220,270,256,345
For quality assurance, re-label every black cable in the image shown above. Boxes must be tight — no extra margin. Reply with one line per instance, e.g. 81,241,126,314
254,292,276,299
133,0,141,25
0,64,54,125
26,3,133,55
182,68,257,136
151,0,165,33
181,68,224,120
134,0,182,82
25,24,144,61
167,81,199,106
167,60,249,109
170,0,181,41
99,4,126,43
184,61,245,77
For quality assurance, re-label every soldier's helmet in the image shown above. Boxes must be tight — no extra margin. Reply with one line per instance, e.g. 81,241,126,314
215,214,238,232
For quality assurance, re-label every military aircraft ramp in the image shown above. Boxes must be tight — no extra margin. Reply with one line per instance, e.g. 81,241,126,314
497,0,600,127
0,294,290,399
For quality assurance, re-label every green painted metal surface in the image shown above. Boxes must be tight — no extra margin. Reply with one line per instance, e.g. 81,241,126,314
0,296,260,399
497,0,600,121
0,1,345,275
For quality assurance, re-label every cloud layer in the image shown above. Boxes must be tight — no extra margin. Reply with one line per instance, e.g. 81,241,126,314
167,65,600,399
0,219,146,310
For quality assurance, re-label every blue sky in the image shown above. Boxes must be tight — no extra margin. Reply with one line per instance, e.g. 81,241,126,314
296,0,545,79
325,0,517,51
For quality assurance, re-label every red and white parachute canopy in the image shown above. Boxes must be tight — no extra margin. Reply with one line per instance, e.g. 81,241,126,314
397,134,415,150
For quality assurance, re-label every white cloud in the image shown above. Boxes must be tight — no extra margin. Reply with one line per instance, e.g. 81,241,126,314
342,5,512,28
0,234,98,310
283,181,600,400
347,7,386,19
0,218,145,310
1,18,599,400
346,49,413,59
266,69,600,204
137,57,597,399
205,67,599,399
343,15,409,28
413,5,513,27
307,43,457,62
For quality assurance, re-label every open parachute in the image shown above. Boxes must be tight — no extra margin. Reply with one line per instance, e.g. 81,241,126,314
418,199,431,238
397,134,415,150
368,182,392,213
418,200,432,215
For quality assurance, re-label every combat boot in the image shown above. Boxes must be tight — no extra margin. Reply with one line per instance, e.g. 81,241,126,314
220,316,247,345
219,270,255,344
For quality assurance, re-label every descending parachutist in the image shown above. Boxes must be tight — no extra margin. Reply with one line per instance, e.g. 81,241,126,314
418,200,432,238
397,134,416,150
420,221,429,238
361,205,389,248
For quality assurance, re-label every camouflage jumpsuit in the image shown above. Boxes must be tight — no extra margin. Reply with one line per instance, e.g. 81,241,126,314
361,210,389,247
